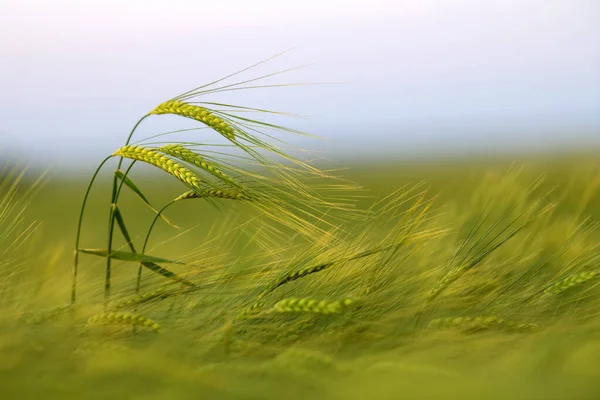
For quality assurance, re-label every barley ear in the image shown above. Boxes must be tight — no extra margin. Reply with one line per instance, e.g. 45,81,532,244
427,315,539,333
174,189,251,202
113,145,203,192
158,144,242,189
272,297,359,315
149,100,236,140
87,312,161,332
543,271,600,296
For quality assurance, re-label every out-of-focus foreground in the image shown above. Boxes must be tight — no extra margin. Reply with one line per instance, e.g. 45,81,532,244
1,150,600,399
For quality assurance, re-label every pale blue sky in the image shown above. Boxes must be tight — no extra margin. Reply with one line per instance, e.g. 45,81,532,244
0,0,598,168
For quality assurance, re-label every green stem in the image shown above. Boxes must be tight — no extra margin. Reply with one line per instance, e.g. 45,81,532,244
115,161,137,205
105,161,138,302
136,200,177,294
72,155,113,305
104,115,149,306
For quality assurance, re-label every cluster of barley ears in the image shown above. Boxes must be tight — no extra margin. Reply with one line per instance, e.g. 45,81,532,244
71,52,367,331
228,184,446,336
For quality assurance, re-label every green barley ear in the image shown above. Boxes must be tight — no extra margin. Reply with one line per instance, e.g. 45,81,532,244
149,100,236,140
543,270,599,296
113,145,203,191
427,316,539,333
271,297,359,315
427,265,467,302
174,189,252,202
112,287,181,310
236,301,266,320
255,242,416,304
158,144,242,189
86,312,161,332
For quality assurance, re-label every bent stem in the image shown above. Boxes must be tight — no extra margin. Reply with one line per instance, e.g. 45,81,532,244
104,161,137,306
137,200,177,295
72,155,113,305
104,116,148,306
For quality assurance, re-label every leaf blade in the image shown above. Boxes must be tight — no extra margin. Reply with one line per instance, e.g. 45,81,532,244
141,262,195,287
78,248,194,286
114,169,179,229
78,248,185,265
113,205,134,251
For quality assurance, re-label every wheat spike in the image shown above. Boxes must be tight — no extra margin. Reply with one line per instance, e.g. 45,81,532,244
149,100,235,140
113,145,202,191
87,311,161,332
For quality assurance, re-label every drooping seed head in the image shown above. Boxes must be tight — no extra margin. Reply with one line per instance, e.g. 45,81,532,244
149,100,236,140
158,144,240,188
543,270,599,296
174,189,251,202
113,145,202,191
257,263,333,301
86,311,161,332
233,301,266,322
427,265,467,301
427,315,538,333
272,297,358,314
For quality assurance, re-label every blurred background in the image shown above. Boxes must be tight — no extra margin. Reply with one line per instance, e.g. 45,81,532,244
1,0,598,171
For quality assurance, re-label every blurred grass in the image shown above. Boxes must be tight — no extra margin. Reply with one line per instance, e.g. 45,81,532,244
2,150,600,399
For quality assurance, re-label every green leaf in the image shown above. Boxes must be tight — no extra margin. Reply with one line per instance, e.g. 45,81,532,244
115,169,179,229
141,262,195,287
78,248,185,265
113,205,134,251
79,248,195,286
115,169,150,204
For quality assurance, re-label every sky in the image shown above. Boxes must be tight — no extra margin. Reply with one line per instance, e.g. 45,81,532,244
0,0,599,168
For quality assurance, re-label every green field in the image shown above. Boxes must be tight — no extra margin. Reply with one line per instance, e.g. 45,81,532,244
2,148,600,399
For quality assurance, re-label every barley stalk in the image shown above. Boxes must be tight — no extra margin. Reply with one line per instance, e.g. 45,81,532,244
87,311,161,332
113,145,202,191
149,100,236,140
72,156,113,304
